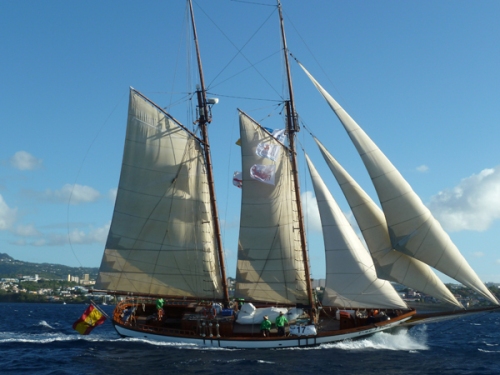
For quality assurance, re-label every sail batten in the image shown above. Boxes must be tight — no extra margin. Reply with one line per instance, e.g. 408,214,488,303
96,88,224,299
300,63,498,306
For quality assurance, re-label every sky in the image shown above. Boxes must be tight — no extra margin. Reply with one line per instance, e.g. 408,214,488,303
1,0,500,284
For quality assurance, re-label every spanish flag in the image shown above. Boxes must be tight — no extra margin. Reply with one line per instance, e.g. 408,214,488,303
73,304,106,335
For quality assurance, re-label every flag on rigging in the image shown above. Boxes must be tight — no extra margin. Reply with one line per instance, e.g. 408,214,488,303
72,304,106,335
233,171,242,188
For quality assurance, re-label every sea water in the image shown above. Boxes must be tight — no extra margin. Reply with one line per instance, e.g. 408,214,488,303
0,303,499,374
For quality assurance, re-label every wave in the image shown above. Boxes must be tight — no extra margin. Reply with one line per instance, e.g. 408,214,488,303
320,327,428,351
478,348,500,353
0,332,116,344
37,320,54,329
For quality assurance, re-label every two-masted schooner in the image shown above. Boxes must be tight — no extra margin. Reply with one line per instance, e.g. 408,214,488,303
91,0,498,348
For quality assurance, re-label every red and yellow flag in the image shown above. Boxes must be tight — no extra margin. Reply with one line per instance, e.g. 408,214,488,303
73,304,106,335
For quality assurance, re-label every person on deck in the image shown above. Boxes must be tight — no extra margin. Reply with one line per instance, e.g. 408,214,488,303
260,315,271,337
275,311,288,337
156,298,165,321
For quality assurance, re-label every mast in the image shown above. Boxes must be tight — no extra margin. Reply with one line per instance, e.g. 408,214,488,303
277,0,314,309
188,0,229,305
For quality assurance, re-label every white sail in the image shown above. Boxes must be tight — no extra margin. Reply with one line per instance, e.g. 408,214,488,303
96,88,224,299
314,137,462,308
235,110,309,305
300,63,499,305
305,154,407,309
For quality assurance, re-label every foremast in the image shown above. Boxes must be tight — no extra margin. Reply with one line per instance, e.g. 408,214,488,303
189,0,229,306
277,0,314,310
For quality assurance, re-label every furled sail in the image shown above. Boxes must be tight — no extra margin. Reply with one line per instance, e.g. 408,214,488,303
305,154,407,309
300,64,499,305
235,110,309,305
314,137,462,308
96,88,224,299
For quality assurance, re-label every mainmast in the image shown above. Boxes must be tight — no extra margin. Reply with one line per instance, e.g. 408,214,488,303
188,0,229,305
277,0,314,309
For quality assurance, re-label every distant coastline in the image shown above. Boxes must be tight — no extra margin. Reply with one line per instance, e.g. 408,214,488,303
0,253,101,304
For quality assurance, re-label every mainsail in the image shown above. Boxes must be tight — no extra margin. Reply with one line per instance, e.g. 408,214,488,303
235,110,309,305
299,63,499,306
306,154,407,309
96,88,224,299
313,137,462,308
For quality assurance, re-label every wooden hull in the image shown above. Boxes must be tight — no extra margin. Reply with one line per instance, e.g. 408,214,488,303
111,299,415,349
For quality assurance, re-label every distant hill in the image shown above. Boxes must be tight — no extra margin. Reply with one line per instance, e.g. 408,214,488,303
0,253,98,280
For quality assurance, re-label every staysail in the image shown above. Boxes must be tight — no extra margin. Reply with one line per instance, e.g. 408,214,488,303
235,110,309,305
96,88,224,299
299,63,498,305
313,137,462,308
306,154,407,309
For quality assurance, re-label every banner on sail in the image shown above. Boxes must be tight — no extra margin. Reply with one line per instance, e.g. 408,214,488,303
256,129,286,161
250,164,276,185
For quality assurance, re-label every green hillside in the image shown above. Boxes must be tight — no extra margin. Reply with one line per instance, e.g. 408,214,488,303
0,253,98,280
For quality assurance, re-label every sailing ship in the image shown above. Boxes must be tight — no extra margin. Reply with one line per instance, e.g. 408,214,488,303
92,0,499,348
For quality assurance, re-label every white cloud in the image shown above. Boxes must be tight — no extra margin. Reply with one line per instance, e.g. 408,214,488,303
10,151,43,170
15,224,40,237
416,165,429,173
54,224,109,245
22,222,110,247
428,166,500,232
473,251,484,257
301,190,361,238
0,194,17,230
44,184,101,204
108,188,118,202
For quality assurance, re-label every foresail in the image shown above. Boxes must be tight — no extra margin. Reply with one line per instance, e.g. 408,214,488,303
235,110,309,305
299,63,499,305
96,88,224,299
314,137,462,308
305,154,407,309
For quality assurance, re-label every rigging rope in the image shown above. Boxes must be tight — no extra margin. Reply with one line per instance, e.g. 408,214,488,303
194,1,283,99
66,91,127,269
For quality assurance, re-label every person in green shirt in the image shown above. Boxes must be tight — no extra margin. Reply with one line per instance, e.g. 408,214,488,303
260,315,271,337
275,311,288,336
156,298,164,321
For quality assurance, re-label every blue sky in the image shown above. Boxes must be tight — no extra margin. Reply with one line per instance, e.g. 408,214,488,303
2,0,500,284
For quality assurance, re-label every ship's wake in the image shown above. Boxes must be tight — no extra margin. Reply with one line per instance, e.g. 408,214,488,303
321,326,428,352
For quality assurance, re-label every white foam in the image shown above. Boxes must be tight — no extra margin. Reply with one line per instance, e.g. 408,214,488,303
478,348,500,353
320,327,429,351
38,320,54,329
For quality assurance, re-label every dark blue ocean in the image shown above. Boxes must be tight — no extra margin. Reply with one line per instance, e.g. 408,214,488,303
1,303,499,375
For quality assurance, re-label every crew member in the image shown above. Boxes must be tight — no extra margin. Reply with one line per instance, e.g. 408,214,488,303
156,297,165,321
260,315,271,337
275,311,288,337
